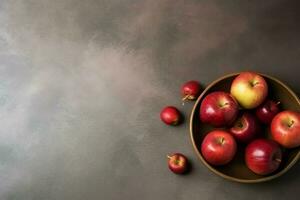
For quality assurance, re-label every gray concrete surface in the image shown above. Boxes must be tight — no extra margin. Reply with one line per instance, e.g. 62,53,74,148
0,0,300,199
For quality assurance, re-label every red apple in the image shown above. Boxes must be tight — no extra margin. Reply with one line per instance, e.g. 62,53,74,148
245,139,282,175
230,72,268,109
256,100,280,124
201,130,237,166
230,112,260,143
181,80,201,102
200,91,238,127
167,153,188,174
160,106,181,125
271,110,300,148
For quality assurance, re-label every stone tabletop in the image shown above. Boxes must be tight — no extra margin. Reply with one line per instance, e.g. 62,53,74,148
0,0,299,199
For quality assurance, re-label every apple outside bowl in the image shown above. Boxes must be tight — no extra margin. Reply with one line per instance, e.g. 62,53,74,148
190,73,300,183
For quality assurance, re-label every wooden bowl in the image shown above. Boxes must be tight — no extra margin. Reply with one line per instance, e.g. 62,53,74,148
190,73,300,183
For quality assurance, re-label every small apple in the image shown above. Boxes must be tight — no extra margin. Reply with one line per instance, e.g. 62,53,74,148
230,112,260,143
201,130,237,166
167,153,188,174
256,100,280,124
181,80,201,102
230,72,268,109
160,106,181,125
245,139,282,175
200,91,238,127
271,110,300,148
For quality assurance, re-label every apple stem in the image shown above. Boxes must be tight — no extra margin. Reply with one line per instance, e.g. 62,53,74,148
250,81,259,87
288,120,294,127
221,137,224,144
182,95,190,105
219,102,229,108
167,155,172,159
275,158,281,163
235,119,243,128
182,95,190,101
218,137,225,145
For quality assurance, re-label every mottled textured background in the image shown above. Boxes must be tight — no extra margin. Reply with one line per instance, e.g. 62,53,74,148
0,0,300,199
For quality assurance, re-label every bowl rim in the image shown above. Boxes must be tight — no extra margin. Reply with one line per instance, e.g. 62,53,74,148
189,72,300,183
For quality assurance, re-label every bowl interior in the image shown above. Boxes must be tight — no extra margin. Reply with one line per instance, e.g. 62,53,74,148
190,73,300,182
